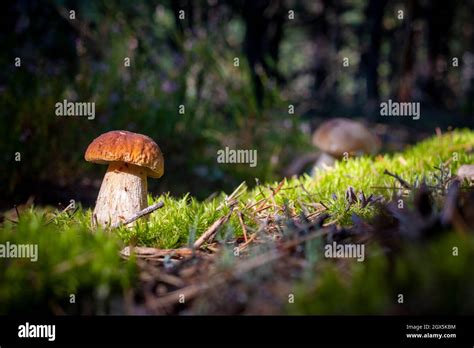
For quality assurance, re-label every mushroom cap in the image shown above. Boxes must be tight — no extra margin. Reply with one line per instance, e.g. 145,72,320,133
312,118,380,157
457,164,474,181
85,130,164,178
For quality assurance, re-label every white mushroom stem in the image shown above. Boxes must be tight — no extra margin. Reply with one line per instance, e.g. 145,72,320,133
457,165,474,182
311,152,337,175
93,162,148,227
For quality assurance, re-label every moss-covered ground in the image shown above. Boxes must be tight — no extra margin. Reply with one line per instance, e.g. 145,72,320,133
1,129,473,314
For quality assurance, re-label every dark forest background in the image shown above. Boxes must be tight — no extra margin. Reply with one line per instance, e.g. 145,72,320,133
1,0,473,208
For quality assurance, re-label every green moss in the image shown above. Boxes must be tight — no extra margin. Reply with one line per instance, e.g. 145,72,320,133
116,193,241,249
0,209,136,314
0,130,472,314
111,130,473,247
288,233,474,315
393,233,474,313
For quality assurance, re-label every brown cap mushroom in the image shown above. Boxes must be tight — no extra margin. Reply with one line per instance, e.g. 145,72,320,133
312,118,380,170
85,130,164,227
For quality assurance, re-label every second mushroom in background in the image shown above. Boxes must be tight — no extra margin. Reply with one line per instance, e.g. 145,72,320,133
312,118,381,173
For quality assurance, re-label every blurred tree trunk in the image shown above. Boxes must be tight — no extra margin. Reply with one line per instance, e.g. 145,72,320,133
424,1,457,109
310,0,330,103
396,0,419,102
241,0,285,107
171,0,195,34
362,0,387,116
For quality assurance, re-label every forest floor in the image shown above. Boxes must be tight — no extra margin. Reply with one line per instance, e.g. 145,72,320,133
1,129,474,315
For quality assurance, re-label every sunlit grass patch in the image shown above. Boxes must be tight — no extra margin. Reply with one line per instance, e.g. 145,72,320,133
116,194,240,249
111,129,474,247
262,129,474,225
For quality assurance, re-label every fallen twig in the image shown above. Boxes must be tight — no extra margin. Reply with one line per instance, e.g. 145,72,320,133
149,225,331,310
218,182,246,210
121,246,193,259
237,211,248,242
238,233,257,250
14,205,20,220
111,201,164,229
193,212,233,249
383,169,411,189
46,201,77,225
254,180,285,211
